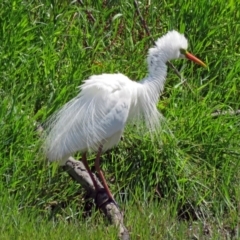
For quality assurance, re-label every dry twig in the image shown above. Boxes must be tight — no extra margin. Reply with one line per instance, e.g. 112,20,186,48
76,0,96,22
211,109,240,117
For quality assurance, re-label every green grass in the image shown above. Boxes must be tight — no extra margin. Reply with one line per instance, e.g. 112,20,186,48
1,0,240,239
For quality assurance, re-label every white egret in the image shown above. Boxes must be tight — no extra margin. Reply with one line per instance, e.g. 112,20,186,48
43,30,206,202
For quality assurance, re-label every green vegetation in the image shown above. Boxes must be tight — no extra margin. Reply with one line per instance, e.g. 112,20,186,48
1,0,240,239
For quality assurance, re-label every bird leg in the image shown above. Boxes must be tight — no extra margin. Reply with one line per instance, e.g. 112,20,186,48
81,152,99,191
95,146,115,202
81,150,116,205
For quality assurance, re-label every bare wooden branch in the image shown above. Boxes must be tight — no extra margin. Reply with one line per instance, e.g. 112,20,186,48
211,109,240,117
62,157,130,240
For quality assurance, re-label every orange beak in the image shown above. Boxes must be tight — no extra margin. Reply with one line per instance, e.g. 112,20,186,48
185,51,207,68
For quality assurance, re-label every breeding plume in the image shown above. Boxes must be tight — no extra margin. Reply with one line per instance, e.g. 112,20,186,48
44,30,206,201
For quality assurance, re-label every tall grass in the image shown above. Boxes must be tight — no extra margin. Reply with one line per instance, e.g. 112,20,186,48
1,0,240,238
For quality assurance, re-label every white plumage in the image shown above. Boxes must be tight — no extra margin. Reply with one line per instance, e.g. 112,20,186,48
43,30,206,200
45,72,162,163
46,74,137,161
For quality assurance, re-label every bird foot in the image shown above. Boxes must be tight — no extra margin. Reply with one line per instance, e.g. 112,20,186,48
95,188,119,209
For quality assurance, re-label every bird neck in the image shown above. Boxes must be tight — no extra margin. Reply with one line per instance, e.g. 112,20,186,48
140,59,168,101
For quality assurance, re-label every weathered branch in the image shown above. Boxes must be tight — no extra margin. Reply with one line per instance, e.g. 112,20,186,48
62,157,130,240
211,109,240,117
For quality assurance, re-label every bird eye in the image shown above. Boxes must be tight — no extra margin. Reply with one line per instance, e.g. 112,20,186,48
180,48,187,54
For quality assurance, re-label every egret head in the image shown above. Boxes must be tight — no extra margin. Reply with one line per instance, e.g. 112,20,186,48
148,30,207,68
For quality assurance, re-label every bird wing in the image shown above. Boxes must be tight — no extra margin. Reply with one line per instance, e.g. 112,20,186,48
44,73,133,161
